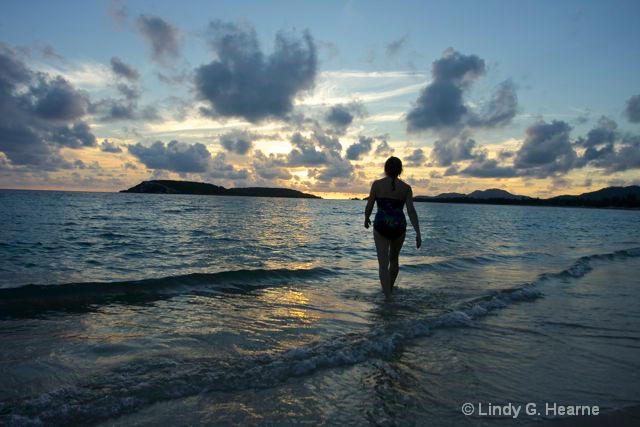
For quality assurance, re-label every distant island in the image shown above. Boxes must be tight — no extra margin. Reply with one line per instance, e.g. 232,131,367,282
121,180,321,199
413,186,640,209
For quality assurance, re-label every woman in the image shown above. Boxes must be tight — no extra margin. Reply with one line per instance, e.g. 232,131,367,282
364,157,421,299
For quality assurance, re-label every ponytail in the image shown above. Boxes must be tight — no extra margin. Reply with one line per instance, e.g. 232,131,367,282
391,176,396,191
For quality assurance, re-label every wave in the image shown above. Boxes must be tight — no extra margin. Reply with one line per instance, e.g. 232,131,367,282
0,267,337,318
402,251,551,272
5,247,639,425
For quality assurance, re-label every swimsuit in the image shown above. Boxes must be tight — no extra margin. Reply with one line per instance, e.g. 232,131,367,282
373,197,407,240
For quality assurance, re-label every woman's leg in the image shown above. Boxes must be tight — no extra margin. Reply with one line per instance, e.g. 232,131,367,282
389,232,406,291
373,229,392,298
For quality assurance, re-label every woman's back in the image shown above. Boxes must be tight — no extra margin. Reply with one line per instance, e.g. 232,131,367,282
372,176,410,200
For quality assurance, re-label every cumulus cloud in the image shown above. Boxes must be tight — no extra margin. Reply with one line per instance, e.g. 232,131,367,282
137,15,180,65
576,118,640,172
311,151,354,182
375,138,394,157
346,136,374,160
0,44,96,170
431,135,479,166
287,132,329,166
195,20,317,122
110,57,139,81
514,120,577,177
325,102,365,133
408,48,520,134
468,80,518,128
405,148,426,166
219,131,254,155
458,157,517,178
208,152,249,180
100,139,122,153
252,150,291,180
128,140,211,173
625,95,640,123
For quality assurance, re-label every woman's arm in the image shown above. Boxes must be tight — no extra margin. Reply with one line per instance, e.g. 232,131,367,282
405,187,422,248
364,183,375,228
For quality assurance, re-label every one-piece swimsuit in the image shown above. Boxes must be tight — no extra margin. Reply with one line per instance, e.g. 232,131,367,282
373,197,407,240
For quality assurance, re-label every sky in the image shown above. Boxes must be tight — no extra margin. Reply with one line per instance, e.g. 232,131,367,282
0,0,639,198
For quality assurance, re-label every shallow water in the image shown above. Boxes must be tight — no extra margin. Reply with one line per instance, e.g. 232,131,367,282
0,190,639,425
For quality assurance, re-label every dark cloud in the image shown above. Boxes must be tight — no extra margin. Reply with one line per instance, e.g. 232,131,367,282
625,95,640,123
208,152,249,180
375,138,393,157
514,120,577,177
405,148,426,166
110,57,140,81
406,80,467,132
385,33,409,57
252,150,291,180
100,139,122,153
407,49,517,134
0,44,96,170
195,20,317,122
575,116,616,162
220,131,253,155
325,102,365,133
576,118,640,172
287,132,328,166
431,136,479,166
468,80,518,128
431,49,485,84
346,136,374,160
311,151,354,182
52,122,96,148
458,157,517,178
30,76,90,121
128,140,211,173
137,15,180,65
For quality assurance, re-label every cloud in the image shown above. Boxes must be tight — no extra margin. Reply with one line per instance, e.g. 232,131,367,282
311,151,354,182
252,150,291,180
407,49,518,135
385,33,409,57
110,57,139,81
0,44,96,170
406,49,485,132
468,80,518,128
195,20,317,122
30,76,90,121
325,102,365,133
346,136,374,160
100,139,122,153
128,140,211,173
576,118,640,172
625,95,640,123
108,0,127,28
137,15,180,65
375,138,393,157
514,120,577,177
208,152,249,180
431,135,479,166
219,131,253,155
405,148,426,166
287,132,329,166
457,157,517,178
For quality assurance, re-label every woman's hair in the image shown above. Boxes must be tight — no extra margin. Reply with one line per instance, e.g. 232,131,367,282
384,156,403,191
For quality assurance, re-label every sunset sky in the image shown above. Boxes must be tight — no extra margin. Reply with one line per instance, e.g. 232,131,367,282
1,0,639,198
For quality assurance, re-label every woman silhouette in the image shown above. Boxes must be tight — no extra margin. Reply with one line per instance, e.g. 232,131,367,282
364,157,421,299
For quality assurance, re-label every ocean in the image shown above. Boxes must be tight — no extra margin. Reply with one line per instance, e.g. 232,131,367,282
0,189,639,426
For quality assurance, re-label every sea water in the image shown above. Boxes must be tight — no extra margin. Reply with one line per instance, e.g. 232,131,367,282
0,190,639,426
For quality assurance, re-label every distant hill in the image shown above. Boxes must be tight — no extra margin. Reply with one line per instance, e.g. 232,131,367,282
121,180,321,199
414,186,640,209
